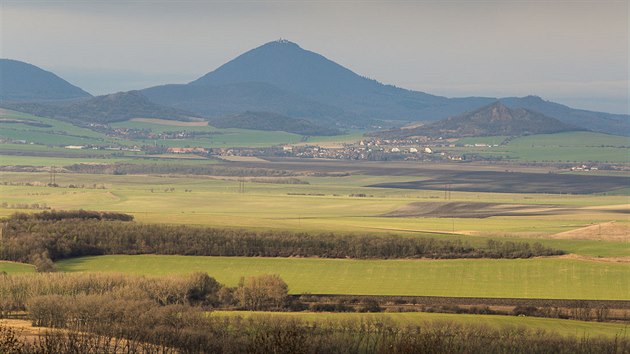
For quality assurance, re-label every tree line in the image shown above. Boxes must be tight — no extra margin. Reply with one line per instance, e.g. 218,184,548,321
65,163,298,177
0,272,289,315
0,211,564,270
1,273,627,354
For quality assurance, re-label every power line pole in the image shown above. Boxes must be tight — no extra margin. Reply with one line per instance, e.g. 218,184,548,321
49,165,56,186
238,175,245,194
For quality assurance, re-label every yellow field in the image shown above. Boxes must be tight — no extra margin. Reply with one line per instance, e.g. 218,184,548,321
1,171,628,256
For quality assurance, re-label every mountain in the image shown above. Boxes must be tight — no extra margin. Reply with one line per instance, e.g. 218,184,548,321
142,40,628,135
375,102,583,138
499,96,629,137
2,91,195,124
208,111,342,136
3,43,627,135
142,40,462,125
0,59,91,102
143,82,346,124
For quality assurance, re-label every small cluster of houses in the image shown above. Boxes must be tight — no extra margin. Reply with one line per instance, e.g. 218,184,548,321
166,147,209,154
110,127,196,140
570,164,599,172
64,145,142,152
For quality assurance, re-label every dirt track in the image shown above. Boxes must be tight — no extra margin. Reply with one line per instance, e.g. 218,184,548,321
550,221,630,242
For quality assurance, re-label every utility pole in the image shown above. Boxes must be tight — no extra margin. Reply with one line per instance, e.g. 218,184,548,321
238,174,245,194
49,165,56,186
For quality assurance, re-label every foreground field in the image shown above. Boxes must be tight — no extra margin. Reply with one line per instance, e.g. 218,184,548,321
210,311,630,338
57,255,630,300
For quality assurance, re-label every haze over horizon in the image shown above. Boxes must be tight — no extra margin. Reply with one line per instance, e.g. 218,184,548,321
1,0,628,114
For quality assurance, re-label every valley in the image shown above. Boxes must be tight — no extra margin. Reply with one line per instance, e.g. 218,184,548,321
1,24,628,353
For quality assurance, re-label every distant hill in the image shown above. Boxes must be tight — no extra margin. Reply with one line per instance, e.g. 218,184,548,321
208,111,343,136
499,96,629,137
143,82,346,124
141,40,628,135
142,40,466,125
375,102,583,138
3,44,627,136
2,91,195,124
0,59,91,102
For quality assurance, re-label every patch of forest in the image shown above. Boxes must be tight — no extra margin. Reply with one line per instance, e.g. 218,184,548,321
1,273,627,354
65,163,298,177
1,211,564,272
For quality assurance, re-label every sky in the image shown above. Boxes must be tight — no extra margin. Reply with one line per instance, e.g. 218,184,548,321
1,0,628,114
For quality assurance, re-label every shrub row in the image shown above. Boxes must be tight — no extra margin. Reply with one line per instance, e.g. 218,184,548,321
0,212,564,269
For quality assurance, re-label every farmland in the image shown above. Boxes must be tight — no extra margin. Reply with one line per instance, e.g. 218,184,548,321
56,255,630,300
448,132,630,163
0,169,628,257
1,116,628,344
0,108,359,150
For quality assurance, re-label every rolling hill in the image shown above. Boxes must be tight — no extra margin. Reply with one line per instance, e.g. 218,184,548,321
208,111,342,136
142,40,628,135
142,40,489,126
2,91,195,124
0,59,91,102
375,102,583,138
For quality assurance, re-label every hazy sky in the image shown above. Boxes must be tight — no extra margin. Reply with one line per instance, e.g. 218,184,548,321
1,0,628,114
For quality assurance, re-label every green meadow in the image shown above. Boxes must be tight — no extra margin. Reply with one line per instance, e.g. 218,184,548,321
0,261,35,274
4,108,628,162
1,109,359,150
211,311,630,339
57,255,630,300
450,131,629,163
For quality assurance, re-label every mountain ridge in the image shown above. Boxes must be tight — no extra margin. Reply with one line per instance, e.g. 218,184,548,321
141,40,628,135
2,42,628,136
0,59,92,102
208,111,343,136
374,102,584,139
2,91,195,124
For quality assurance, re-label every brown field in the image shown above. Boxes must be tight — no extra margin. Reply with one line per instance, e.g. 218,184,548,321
370,171,629,194
551,221,630,242
233,158,629,194
383,201,630,219
130,118,208,126
0,319,53,344
383,201,571,218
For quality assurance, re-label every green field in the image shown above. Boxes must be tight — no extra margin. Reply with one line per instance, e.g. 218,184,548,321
3,107,629,163
0,109,135,146
57,255,630,300
447,132,630,163
211,311,630,338
1,171,628,257
0,261,35,274
1,109,360,150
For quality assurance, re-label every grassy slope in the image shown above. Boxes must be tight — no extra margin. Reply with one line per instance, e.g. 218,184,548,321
211,311,630,339
112,120,362,148
0,109,134,146
1,109,358,151
450,131,629,162
0,261,35,274
57,255,630,300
